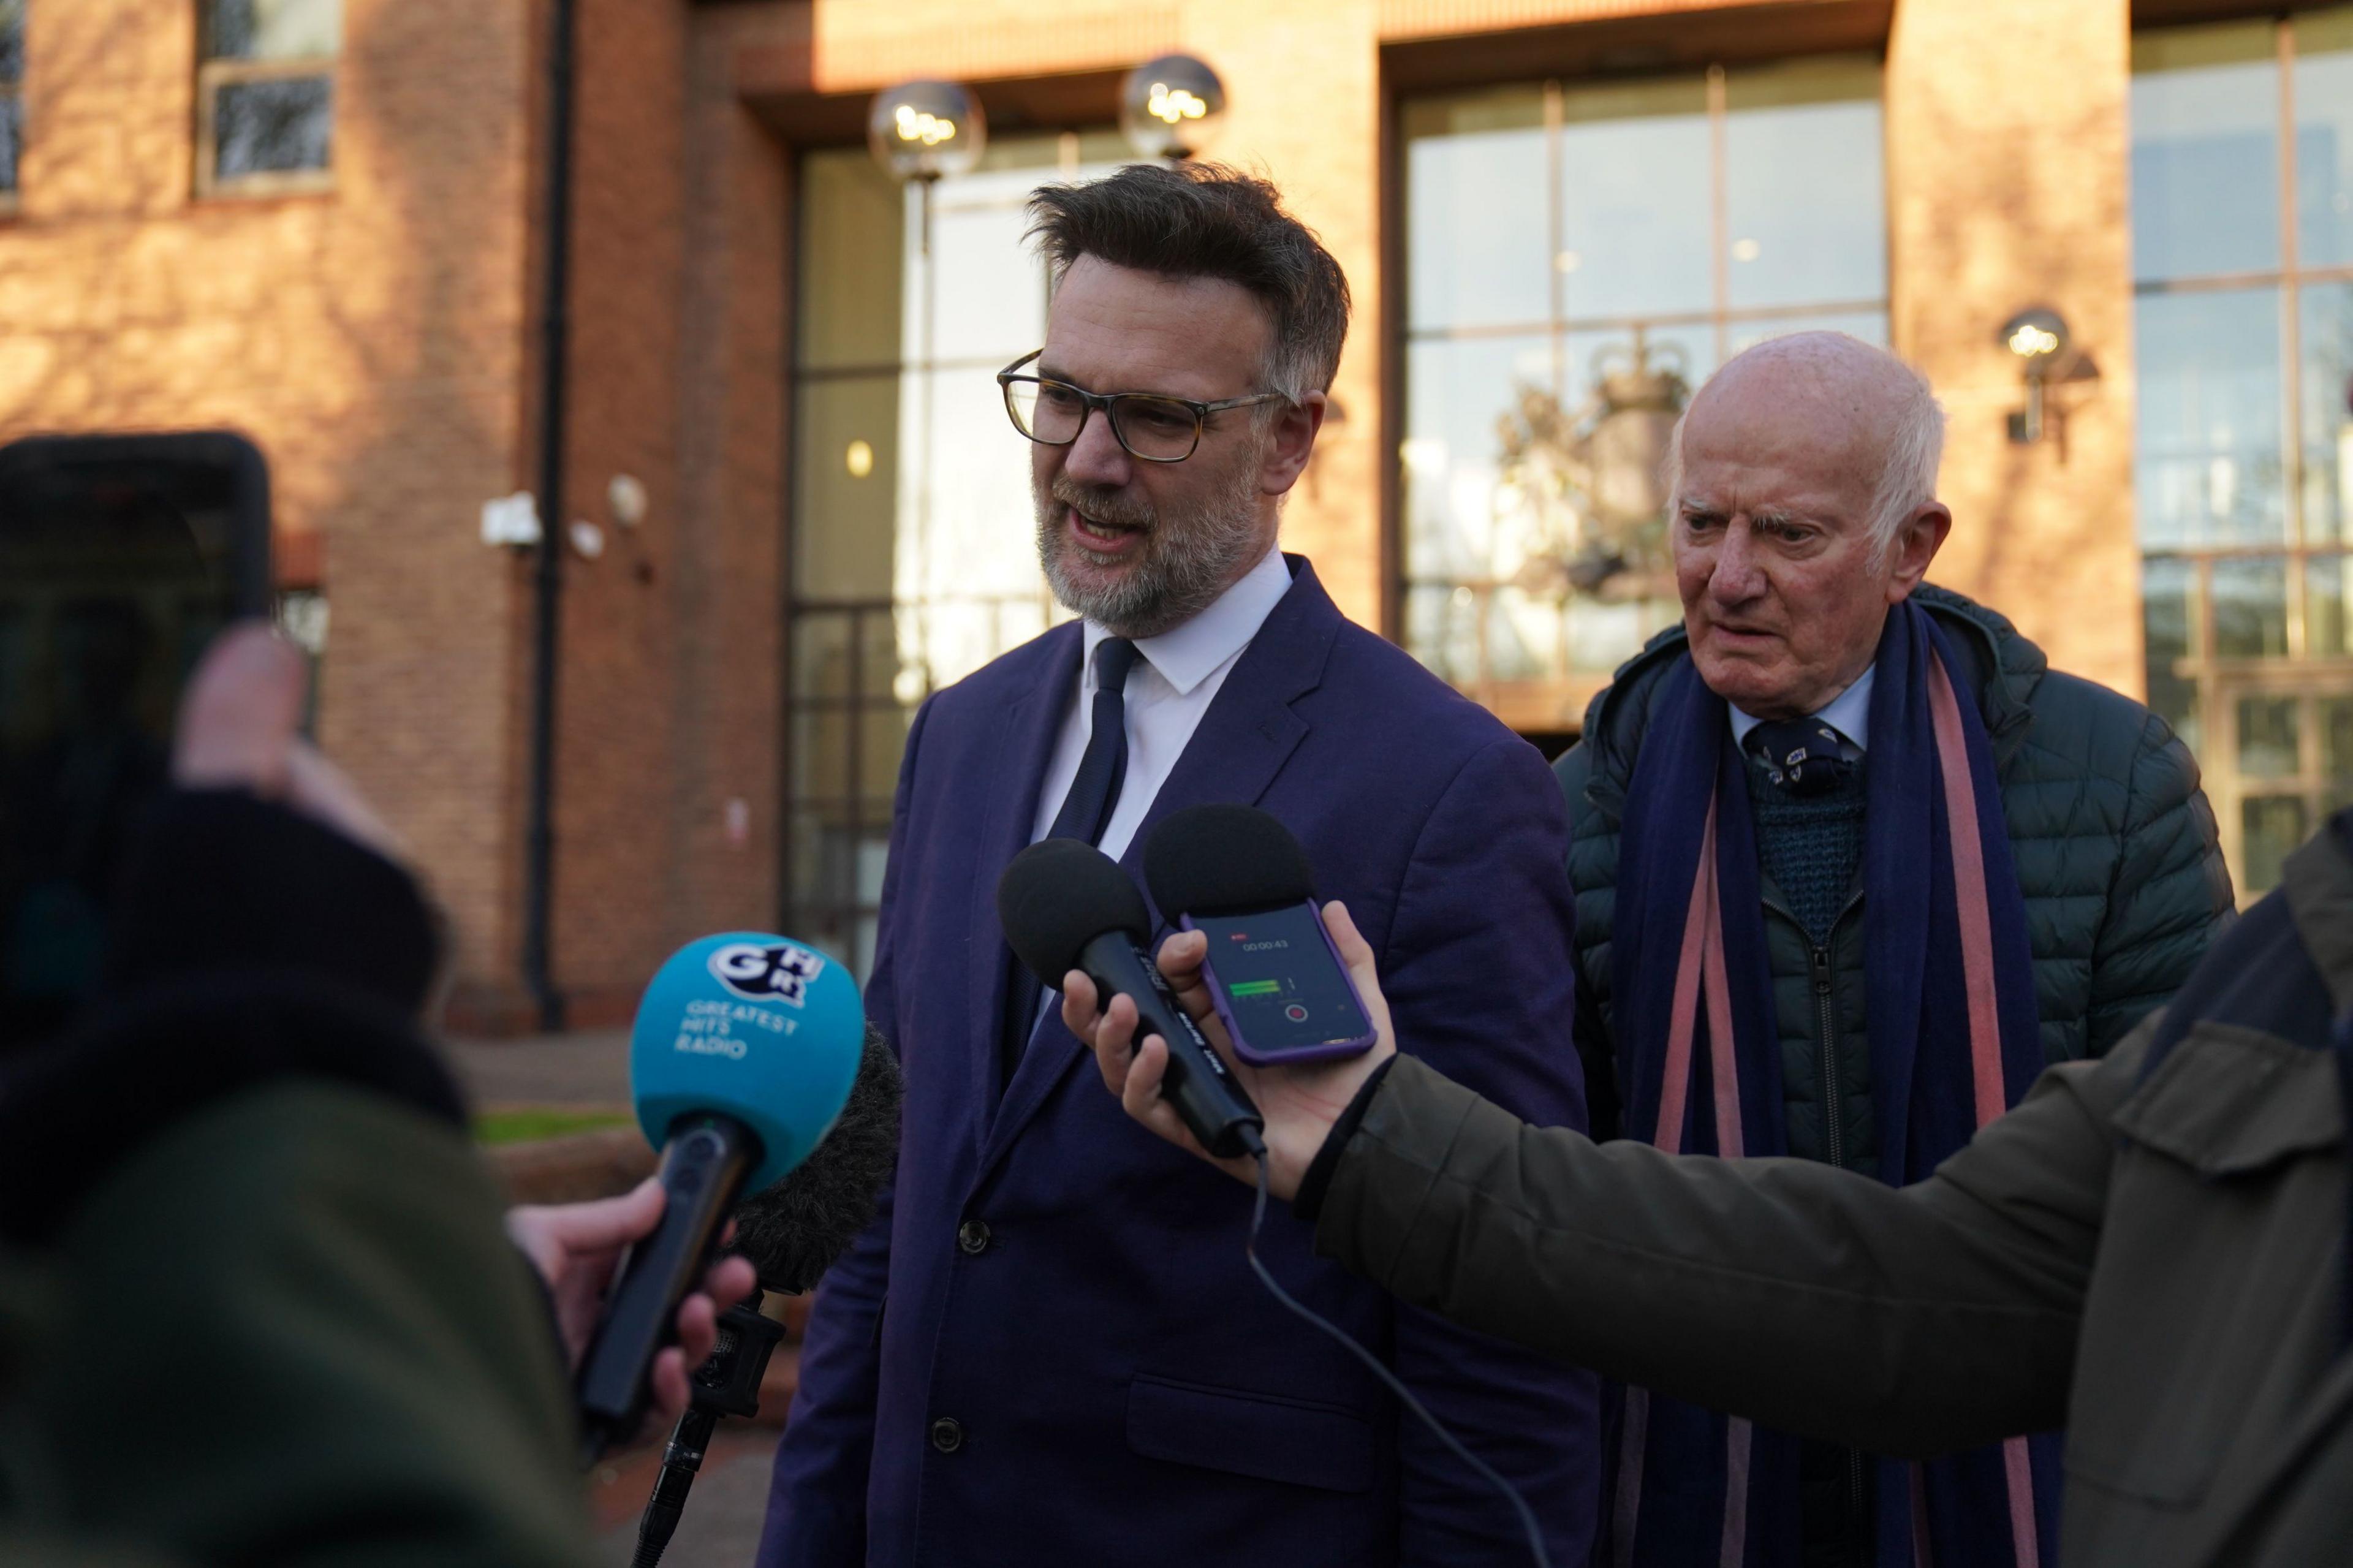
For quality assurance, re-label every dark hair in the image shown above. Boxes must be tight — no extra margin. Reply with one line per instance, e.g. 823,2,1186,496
1026,162,1351,401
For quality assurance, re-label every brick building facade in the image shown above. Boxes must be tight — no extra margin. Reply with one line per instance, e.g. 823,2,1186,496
1,0,2344,1021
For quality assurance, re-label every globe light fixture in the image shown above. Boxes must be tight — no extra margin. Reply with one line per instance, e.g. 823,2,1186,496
868,80,987,184
1998,306,2096,445
1120,55,1228,160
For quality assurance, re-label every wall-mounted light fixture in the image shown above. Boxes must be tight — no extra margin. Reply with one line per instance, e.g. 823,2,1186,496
1120,55,1227,161
2000,306,2099,445
869,80,987,254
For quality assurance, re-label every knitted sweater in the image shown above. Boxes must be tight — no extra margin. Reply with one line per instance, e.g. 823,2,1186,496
1743,756,1868,943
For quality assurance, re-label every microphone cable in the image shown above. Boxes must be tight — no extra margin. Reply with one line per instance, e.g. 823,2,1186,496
1235,1127,1552,1568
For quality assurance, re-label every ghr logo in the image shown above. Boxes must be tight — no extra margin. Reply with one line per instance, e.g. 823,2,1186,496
708,942,825,1006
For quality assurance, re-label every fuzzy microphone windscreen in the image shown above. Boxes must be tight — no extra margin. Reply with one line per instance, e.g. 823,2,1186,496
730,1025,903,1294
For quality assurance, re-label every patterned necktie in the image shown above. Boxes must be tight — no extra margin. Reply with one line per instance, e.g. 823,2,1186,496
1744,715,1855,796
1001,637,1143,1088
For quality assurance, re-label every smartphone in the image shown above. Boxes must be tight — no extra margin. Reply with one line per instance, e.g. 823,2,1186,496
0,431,273,1054
1183,901,1378,1066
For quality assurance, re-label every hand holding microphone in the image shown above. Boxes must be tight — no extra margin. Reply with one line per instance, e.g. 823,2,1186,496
571,931,865,1460
1064,898,1394,1197
1053,805,1396,1195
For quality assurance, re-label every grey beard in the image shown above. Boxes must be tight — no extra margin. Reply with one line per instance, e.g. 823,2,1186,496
1033,456,1268,640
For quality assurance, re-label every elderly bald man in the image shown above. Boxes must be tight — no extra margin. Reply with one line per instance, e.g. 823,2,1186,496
1554,333,2233,1568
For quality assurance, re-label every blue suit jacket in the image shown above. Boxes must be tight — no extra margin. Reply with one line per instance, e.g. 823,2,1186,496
759,558,1599,1566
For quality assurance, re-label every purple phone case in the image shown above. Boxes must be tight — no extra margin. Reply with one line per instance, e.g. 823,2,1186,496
1180,903,1379,1066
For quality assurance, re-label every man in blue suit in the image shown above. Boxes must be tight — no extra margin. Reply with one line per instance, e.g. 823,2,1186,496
759,162,1597,1567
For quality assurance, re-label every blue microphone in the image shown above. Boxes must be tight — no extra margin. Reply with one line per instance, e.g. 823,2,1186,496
574,933,863,1457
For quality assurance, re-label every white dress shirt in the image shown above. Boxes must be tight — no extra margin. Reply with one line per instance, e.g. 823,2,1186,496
1729,666,1874,760
1029,544,1294,861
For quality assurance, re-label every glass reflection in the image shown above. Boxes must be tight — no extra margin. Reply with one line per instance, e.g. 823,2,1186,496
2143,556,2200,751
2306,283,2353,544
2131,21,2280,281
2325,695,2353,808
2135,289,2286,548
1556,78,1711,321
2237,695,2301,777
1405,89,1549,331
2295,10,2353,268
2307,554,2353,657
2241,794,2308,894
2214,557,2290,657
1723,59,1886,311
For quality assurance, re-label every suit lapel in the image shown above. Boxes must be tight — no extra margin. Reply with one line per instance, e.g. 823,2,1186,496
963,627,1084,1143
976,558,1341,1179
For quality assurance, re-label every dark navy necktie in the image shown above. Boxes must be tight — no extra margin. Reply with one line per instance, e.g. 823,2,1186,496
1744,715,1855,795
1001,637,1142,1089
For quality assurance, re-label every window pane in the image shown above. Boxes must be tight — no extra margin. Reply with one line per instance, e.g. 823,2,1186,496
1726,309,1887,358
2135,288,2287,548
1403,333,1559,583
2143,556,2200,750
917,166,1052,365
0,94,17,197
1722,58,1885,311
797,148,903,371
793,374,899,600
205,0,340,61
214,75,333,178
2294,6,2353,269
1557,77,1713,322
2131,20,2281,281
792,612,899,704
2214,556,2290,657
2324,694,2353,807
1404,88,1549,331
0,0,21,82
2308,554,2353,657
2238,695,2301,778
2240,794,2308,894
2305,281,2353,545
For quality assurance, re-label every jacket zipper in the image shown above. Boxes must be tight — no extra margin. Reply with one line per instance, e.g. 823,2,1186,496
1811,897,1868,1559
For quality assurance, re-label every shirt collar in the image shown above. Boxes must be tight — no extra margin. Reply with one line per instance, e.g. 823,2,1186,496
1082,545,1292,695
1728,665,1875,753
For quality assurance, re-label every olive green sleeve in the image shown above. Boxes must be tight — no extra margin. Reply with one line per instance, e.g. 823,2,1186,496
24,1083,594,1568
1316,1037,2138,1456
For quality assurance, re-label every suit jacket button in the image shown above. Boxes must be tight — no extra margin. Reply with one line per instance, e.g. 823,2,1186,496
930,1417,965,1454
957,1219,991,1256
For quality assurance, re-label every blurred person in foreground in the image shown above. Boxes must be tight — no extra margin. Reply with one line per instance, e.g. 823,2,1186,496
762,162,1598,1567
0,626,752,1566
1066,808,2353,1568
1547,331,2233,1565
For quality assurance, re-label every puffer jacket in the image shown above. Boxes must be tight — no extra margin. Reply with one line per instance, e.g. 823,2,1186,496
1553,583,2235,1161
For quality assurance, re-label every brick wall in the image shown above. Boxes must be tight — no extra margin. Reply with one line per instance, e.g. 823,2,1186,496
0,0,538,1002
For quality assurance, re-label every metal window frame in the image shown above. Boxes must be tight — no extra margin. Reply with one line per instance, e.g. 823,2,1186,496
194,53,337,200
1394,62,1892,732
779,132,1097,980
2134,10,2353,897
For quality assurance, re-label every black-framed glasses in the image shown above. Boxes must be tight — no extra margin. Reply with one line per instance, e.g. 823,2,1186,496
996,350,1289,463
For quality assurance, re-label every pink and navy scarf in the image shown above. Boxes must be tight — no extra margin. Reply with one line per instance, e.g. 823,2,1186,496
1608,600,2061,1568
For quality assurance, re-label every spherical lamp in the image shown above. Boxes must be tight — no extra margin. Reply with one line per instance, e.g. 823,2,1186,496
868,80,987,184
1119,55,1227,161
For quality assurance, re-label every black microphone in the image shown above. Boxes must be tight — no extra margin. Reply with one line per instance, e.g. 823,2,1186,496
629,1028,904,1568
1143,802,1315,918
996,837,1264,1159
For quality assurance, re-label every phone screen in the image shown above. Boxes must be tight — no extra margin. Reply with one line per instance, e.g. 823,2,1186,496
1192,903,1372,1057
0,434,270,1053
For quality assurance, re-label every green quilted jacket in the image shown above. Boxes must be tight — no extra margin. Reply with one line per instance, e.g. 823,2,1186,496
1553,583,2237,1164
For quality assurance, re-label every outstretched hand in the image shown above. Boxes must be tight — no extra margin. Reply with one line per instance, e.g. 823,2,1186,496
506,1179,760,1430
1061,901,1396,1201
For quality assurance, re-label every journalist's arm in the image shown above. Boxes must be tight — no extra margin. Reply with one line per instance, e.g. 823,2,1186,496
1070,899,2113,1461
